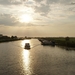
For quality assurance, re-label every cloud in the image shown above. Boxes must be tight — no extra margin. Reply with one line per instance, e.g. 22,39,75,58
70,2,75,5
34,0,75,8
0,0,75,26
0,14,37,26
46,0,75,5
0,0,22,5
34,4,50,15
0,14,19,25
0,0,28,5
0,0,75,37
33,0,43,3
33,0,75,17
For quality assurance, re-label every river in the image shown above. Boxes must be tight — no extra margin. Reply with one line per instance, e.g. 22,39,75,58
0,39,75,75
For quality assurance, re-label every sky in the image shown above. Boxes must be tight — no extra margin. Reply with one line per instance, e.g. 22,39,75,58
0,0,75,37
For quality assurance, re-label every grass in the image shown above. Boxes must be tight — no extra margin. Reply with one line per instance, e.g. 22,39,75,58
38,37,75,47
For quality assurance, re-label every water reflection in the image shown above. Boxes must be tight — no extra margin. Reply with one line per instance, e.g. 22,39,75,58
21,40,32,75
22,50,30,69
0,39,75,75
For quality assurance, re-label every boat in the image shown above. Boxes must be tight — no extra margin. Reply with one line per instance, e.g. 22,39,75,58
41,40,55,46
24,43,30,49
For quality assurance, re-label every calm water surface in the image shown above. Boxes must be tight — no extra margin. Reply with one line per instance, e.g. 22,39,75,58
0,39,75,75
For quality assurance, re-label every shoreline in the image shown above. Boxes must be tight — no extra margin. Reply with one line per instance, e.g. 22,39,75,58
38,37,75,48
0,38,24,43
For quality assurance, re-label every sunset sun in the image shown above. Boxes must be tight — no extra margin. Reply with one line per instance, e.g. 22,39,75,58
19,14,33,23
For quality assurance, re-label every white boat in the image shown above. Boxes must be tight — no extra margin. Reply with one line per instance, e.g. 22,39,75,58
24,43,30,49
41,40,55,46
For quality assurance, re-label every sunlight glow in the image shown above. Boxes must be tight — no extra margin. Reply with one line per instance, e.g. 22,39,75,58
22,50,32,74
19,14,33,23
23,50,30,67
21,40,32,74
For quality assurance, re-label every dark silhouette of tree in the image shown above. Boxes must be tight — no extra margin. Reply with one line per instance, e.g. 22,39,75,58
65,36,70,47
11,36,17,39
65,37,70,41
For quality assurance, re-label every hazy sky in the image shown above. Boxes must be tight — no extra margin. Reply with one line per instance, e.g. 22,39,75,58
0,0,75,37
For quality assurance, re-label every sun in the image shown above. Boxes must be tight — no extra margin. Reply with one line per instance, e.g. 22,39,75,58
19,14,33,23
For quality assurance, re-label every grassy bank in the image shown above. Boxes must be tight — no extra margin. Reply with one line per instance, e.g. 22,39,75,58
0,38,23,43
38,37,75,47
0,35,24,43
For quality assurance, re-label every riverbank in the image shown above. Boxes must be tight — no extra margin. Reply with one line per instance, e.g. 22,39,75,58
38,37,75,48
0,38,24,43
0,35,24,43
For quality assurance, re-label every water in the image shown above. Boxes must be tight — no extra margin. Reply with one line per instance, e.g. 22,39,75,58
0,39,75,75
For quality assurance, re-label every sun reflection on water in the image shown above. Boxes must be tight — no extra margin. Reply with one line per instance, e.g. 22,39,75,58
21,40,32,75
22,50,32,75
23,50,30,68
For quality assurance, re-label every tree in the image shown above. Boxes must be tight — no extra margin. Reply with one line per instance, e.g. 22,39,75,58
65,37,70,41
